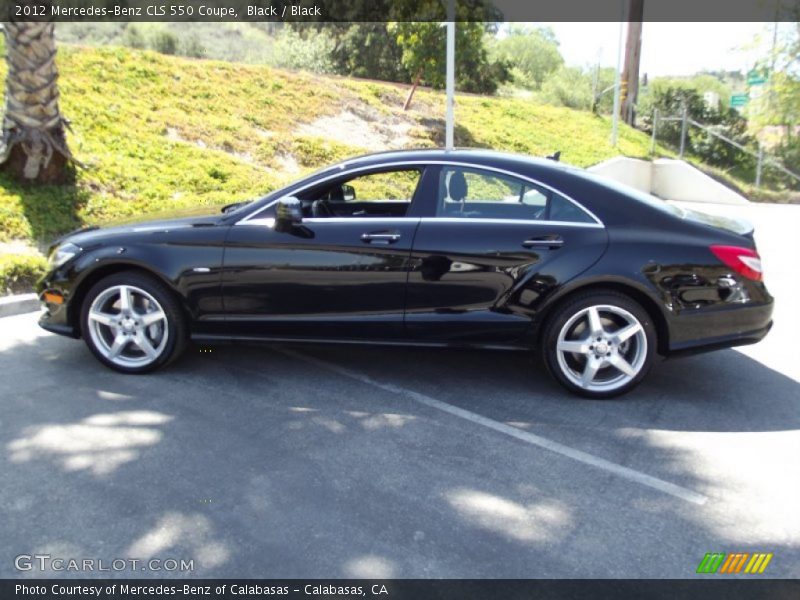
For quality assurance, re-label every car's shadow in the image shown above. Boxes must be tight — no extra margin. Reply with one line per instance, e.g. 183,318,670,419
169,338,800,435
4,323,799,435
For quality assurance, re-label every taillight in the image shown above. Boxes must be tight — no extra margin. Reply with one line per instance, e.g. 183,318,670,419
710,245,763,281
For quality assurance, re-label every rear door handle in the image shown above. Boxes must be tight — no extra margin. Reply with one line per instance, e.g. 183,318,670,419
361,231,401,244
522,235,564,249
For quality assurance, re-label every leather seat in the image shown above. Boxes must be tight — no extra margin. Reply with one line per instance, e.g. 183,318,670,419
311,199,333,218
311,184,345,217
329,186,345,203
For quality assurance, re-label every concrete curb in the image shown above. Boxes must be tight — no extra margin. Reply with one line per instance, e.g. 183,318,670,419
0,293,40,318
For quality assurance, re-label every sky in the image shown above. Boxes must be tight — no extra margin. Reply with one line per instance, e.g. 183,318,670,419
540,22,776,77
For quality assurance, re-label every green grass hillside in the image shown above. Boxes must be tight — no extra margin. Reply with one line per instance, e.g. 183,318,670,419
0,44,665,247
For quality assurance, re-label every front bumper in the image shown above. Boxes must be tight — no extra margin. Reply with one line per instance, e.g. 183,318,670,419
38,285,80,339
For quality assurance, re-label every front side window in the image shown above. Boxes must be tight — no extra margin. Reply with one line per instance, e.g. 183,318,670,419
336,170,421,203
436,167,595,224
305,168,422,218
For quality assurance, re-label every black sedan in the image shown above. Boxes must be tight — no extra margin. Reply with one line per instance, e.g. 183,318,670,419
38,149,773,398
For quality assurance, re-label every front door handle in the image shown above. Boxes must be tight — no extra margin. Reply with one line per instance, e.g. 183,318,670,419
522,235,564,249
361,231,401,245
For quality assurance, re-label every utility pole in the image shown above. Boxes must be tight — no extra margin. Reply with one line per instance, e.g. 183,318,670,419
444,0,455,150
679,104,688,158
591,47,602,113
610,2,625,147
621,0,644,126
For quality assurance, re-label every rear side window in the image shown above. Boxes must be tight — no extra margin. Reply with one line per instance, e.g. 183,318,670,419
548,194,596,224
436,167,595,224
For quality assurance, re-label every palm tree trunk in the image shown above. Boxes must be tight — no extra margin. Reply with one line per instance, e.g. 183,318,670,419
0,19,73,184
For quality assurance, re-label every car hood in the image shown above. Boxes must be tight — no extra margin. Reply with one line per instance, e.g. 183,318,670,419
59,208,223,247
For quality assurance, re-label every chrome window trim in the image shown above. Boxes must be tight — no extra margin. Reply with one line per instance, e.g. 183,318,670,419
236,160,604,227
302,217,422,224
419,217,603,229
241,215,599,229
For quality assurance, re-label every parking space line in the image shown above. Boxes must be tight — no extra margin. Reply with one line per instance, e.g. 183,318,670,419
279,347,709,506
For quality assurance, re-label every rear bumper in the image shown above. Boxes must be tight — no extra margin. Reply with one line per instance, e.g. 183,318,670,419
666,300,773,356
668,321,772,357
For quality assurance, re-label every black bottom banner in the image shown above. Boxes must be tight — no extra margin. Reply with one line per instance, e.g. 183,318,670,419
3,579,799,600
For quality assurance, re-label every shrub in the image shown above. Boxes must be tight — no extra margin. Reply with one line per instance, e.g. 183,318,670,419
181,35,206,59
123,24,147,49
540,67,593,110
765,136,800,190
269,28,336,74
151,31,179,56
0,253,48,295
291,136,357,167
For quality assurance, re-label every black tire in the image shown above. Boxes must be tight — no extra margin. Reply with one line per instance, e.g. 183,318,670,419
80,271,188,373
540,290,656,399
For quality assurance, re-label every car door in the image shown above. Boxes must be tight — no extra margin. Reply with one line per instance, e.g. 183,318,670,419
405,164,609,344
220,166,432,340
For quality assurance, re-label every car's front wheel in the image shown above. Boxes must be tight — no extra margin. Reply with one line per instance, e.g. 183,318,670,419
80,271,187,373
541,291,656,399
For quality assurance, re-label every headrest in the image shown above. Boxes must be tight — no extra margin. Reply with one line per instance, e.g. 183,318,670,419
448,171,467,202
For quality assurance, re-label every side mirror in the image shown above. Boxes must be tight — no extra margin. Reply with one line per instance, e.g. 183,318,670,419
342,184,356,202
274,197,303,232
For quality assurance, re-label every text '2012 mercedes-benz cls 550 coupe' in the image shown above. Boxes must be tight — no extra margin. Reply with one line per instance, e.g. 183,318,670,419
38,149,773,398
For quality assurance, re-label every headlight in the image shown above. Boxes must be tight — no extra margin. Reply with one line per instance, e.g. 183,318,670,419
49,242,82,269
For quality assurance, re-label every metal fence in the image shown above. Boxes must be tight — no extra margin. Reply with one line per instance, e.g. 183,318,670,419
649,108,800,189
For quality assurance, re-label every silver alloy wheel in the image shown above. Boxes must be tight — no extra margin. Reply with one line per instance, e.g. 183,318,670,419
86,284,169,368
555,304,647,393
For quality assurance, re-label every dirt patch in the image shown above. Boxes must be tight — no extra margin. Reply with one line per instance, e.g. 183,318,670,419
297,107,415,151
274,152,301,174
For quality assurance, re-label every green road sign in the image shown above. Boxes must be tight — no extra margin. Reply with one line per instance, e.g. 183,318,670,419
730,94,749,107
747,70,767,86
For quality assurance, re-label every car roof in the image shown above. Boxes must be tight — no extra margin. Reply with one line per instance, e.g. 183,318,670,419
336,148,581,174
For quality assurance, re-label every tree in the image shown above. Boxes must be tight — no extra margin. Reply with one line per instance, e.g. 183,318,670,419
271,26,337,74
750,21,800,188
638,74,732,117
490,25,563,90
327,24,408,83
0,19,73,184
286,23,410,85
751,22,800,133
541,66,617,112
390,21,509,108
641,83,756,171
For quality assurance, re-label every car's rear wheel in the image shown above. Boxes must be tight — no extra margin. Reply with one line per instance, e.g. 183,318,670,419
80,271,187,373
541,291,656,398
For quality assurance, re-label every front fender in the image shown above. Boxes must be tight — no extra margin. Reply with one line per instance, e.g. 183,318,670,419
40,228,227,334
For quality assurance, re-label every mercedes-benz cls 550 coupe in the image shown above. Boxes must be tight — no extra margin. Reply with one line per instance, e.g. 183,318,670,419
38,149,773,398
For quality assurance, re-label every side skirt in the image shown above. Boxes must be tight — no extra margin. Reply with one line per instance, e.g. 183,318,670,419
190,333,529,352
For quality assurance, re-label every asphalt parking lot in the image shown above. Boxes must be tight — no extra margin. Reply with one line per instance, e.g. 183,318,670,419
1,201,799,579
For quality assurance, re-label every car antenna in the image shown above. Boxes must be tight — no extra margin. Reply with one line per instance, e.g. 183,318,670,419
546,151,561,162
